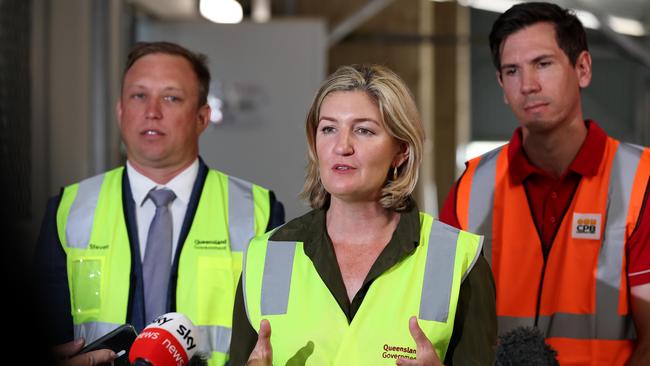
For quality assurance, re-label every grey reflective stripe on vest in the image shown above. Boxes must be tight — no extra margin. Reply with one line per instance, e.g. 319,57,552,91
499,314,622,338
74,321,120,343
497,316,533,334
198,325,232,354
500,312,636,340
257,225,464,322
419,221,460,322
228,176,256,252
496,143,641,340
260,241,296,316
467,147,502,266
593,142,640,339
66,173,106,248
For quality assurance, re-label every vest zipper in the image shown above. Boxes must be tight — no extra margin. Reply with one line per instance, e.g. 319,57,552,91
523,183,550,328
524,178,582,329
533,258,547,327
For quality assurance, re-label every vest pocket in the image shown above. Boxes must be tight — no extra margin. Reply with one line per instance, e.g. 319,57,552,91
197,256,235,324
70,257,102,314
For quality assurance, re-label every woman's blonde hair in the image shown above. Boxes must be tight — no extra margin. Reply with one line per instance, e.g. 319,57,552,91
300,64,424,211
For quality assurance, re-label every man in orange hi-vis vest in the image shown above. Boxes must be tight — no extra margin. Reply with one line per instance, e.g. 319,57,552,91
440,2,650,366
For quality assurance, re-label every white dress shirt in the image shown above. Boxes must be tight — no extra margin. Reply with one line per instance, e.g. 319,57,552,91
127,159,199,262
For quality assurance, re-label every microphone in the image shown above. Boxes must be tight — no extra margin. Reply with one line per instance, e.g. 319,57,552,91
129,312,200,366
495,326,559,366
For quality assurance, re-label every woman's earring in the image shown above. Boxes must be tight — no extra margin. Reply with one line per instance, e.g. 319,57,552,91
393,166,398,181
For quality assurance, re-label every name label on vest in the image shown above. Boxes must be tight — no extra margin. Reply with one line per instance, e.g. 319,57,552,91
571,213,601,240
193,239,228,250
89,243,109,250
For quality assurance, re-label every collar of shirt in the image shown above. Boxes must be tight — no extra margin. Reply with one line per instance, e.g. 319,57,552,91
271,199,421,261
507,119,607,184
127,159,199,261
126,159,199,207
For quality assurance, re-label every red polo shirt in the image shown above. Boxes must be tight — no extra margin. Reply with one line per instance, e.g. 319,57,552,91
439,120,650,286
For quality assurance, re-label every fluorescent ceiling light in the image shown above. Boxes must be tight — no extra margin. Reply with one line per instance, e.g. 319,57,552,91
457,0,521,14
607,15,646,36
200,0,243,24
574,9,600,30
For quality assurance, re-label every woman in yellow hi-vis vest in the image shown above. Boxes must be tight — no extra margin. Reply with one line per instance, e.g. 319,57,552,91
229,64,496,366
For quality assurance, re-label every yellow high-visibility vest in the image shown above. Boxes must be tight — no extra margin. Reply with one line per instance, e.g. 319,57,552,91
242,212,482,365
57,166,271,366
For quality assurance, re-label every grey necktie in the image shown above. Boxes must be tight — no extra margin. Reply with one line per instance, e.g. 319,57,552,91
143,187,176,324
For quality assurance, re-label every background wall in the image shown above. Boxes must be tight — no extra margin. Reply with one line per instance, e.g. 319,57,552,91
137,19,327,218
6,0,650,265
471,9,650,144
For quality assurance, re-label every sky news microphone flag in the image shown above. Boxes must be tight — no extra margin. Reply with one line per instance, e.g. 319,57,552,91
129,312,200,366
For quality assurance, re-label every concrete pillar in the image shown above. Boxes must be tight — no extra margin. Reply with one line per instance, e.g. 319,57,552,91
417,0,436,214
48,0,93,190
431,1,470,209
29,0,125,246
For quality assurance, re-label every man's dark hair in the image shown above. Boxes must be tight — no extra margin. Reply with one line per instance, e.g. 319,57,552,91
489,2,588,71
123,41,211,107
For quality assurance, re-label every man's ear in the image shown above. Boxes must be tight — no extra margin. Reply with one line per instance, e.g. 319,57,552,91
575,50,592,88
116,101,123,129
196,104,211,134
496,71,508,104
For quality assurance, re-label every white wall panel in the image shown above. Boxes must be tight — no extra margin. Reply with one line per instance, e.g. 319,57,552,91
137,19,327,218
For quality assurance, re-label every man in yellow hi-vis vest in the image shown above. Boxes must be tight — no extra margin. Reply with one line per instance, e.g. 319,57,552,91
35,41,284,366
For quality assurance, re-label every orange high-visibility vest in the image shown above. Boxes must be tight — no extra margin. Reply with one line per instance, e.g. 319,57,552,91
456,137,650,366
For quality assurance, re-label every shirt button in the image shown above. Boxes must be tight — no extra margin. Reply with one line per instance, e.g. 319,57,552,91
550,216,556,223
551,192,558,199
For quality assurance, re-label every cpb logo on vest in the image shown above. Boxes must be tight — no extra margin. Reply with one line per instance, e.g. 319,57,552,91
572,213,601,240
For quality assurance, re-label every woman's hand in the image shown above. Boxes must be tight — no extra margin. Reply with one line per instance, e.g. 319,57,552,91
396,316,444,366
53,338,117,366
247,319,273,366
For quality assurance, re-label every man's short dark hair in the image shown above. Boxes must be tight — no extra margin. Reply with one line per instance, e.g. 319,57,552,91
123,41,211,107
489,2,588,71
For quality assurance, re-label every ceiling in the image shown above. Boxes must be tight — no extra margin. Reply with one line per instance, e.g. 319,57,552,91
128,0,650,27
128,0,198,19
574,0,650,21
127,0,650,66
